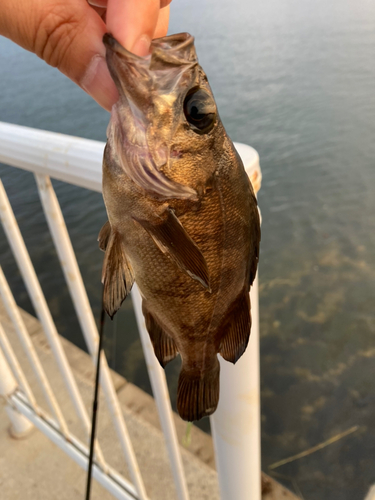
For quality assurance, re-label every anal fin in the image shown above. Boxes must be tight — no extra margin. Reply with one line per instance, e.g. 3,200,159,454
101,229,134,319
142,303,178,367
219,292,251,364
133,208,210,291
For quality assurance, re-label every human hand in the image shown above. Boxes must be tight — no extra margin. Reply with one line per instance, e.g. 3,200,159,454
0,0,171,111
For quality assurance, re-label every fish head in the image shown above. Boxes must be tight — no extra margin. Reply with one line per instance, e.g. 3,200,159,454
104,33,224,201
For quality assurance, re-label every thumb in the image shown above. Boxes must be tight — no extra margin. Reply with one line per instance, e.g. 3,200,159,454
0,0,118,111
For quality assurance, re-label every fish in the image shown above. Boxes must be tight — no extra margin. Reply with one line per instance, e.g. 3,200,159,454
99,32,261,421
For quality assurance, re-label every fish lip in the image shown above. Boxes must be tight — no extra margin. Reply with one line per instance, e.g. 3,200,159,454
152,32,193,46
103,32,197,64
151,32,195,55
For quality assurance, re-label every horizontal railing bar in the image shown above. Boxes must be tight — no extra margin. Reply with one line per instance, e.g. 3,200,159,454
35,173,148,500
10,390,138,500
0,121,103,192
0,122,259,194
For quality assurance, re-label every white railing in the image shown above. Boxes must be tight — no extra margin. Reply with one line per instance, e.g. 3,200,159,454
0,121,261,500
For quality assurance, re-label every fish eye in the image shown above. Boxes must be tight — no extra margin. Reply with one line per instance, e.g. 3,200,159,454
183,88,216,134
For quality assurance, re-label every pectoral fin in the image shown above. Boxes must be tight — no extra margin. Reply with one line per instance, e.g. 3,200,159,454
219,292,251,364
101,228,134,318
133,208,210,290
98,220,111,251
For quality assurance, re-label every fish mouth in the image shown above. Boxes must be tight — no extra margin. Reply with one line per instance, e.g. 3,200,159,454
103,32,198,95
103,32,197,66
104,33,199,201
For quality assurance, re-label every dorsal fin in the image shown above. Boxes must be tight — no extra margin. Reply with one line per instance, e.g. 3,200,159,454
247,187,261,288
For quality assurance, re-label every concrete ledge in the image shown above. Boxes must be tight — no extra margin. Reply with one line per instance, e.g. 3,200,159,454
0,302,299,500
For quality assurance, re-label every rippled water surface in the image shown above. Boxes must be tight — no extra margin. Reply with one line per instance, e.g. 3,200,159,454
1,0,375,498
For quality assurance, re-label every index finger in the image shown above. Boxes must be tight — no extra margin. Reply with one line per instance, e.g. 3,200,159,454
106,0,171,56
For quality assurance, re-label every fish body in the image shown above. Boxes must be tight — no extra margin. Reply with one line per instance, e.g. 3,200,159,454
100,33,260,421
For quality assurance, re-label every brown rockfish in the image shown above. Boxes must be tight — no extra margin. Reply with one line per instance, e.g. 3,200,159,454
99,32,260,421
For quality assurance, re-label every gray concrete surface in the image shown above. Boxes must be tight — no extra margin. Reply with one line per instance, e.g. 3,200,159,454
0,302,298,500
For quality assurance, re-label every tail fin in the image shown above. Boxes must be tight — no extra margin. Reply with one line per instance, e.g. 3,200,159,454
177,357,220,422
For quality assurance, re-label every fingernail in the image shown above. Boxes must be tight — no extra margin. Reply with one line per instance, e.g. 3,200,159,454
131,34,151,57
80,54,119,111
87,0,107,6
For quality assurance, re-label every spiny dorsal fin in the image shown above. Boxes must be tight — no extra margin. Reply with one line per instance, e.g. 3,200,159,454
142,303,178,367
177,358,220,422
101,230,134,318
98,220,112,252
248,205,260,289
133,208,210,291
219,292,251,364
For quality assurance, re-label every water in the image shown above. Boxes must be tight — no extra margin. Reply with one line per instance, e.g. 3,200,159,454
1,0,375,497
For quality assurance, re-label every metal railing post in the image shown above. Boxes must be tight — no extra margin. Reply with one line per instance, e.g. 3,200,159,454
132,285,190,500
210,276,261,500
210,144,262,500
0,342,34,438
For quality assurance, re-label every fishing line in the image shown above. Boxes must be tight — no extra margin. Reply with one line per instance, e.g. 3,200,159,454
112,312,118,373
85,284,106,500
